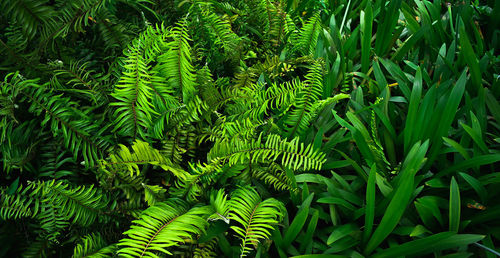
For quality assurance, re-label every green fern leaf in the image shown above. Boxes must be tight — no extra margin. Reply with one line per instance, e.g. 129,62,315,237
21,80,111,168
118,199,212,257
284,62,324,138
209,133,326,171
1,0,56,40
99,140,183,178
157,21,197,103
29,180,110,227
110,42,156,139
296,12,321,55
73,233,117,258
229,186,285,257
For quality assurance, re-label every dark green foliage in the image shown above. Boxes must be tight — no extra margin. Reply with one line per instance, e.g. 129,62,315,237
1,0,500,257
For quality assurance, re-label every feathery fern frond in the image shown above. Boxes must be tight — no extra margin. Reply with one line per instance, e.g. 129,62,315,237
205,117,267,142
157,21,197,103
0,121,39,173
252,163,295,191
143,184,167,206
96,9,135,50
209,133,326,171
229,186,285,257
172,160,225,202
209,189,230,223
110,42,156,139
49,60,106,104
118,199,213,257
22,238,51,257
21,79,111,168
38,205,70,242
41,0,109,48
283,62,324,138
1,72,39,141
1,0,56,40
29,180,110,227
99,140,181,177
72,233,117,258
160,137,186,165
266,0,294,47
255,79,304,117
37,143,77,179
295,12,321,56
193,238,219,258
201,8,241,54
196,66,222,109
0,185,39,220
151,95,207,139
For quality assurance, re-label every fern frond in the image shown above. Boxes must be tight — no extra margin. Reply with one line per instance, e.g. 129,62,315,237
209,133,326,171
151,96,207,139
21,80,111,168
38,205,70,242
229,186,285,257
172,160,225,202
252,163,294,191
202,9,241,54
99,140,182,177
143,184,167,206
118,199,212,257
1,0,56,40
193,238,218,258
205,117,267,142
22,238,51,257
73,233,117,258
255,79,304,117
50,60,106,104
110,42,156,139
161,137,186,165
37,143,77,179
266,0,294,47
233,65,257,89
208,189,230,223
157,21,197,103
0,121,39,173
1,25,29,54
0,185,39,220
295,12,321,56
29,180,110,227
196,66,222,109
41,0,108,48
283,62,324,138
96,9,135,50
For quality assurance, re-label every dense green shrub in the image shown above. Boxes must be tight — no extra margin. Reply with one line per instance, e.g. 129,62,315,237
1,0,499,257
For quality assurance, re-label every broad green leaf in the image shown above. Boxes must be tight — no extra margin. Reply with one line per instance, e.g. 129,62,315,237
327,223,358,245
365,141,428,254
299,209,319,253
449,177,461,232
426,70,467,168
404,67,423,152
317,197,356,211
374,0,402,56
459,172,488,203
363,165,376,244
283,193,314,247
443,137,470,159
373,232,484,258
360,3,373,73
437,154,500,178
458,18,482,92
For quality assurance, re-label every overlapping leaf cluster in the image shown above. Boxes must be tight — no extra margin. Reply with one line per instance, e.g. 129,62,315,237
1,0,500,257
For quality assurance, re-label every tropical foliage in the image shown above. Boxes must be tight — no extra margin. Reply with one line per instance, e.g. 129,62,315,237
1,0,500,257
